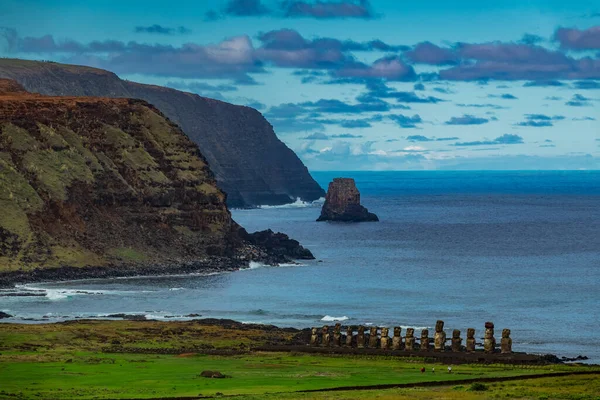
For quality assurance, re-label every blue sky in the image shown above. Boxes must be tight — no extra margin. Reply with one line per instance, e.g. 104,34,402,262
2,0,599,170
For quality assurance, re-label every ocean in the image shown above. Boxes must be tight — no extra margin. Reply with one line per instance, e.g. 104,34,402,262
1,171,599,362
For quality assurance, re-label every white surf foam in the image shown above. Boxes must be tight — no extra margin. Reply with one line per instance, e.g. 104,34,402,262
278,263,307,267
248,261,268,269
246,261,305,270
321,315,349,322
258,197,325,209
45,289,70,300
168,287,185,291
145,313,169,320
14,285,152,301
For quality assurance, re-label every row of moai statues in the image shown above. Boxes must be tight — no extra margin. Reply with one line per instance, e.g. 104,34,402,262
310,320,512,354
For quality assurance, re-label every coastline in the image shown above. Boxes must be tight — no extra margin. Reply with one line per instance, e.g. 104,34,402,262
0,317,593,366
0,257,250,289
0,228,314,288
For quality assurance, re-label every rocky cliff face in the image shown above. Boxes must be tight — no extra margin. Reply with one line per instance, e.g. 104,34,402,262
317,178,378,222
0,59,325,208
0,80,312,279
0,79,235,272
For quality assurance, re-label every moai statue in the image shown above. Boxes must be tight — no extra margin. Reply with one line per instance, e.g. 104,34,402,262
420,329,430,351
392,327,402,350
380,327,390,349
501,329,512,354
466,328,476,352
451,329,462,352
322,325,331,347
434,320,446,351
368,326,379,348
345,326,353,347
484,322,496,353
333,323,342,347
310,327,319,346
405,328,415,350
357,326,366,348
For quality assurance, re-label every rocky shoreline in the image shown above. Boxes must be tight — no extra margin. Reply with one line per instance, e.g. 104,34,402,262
0,257,245,288
0,225,315,288
0,257,307,288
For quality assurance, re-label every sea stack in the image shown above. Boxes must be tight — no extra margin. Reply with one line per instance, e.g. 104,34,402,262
317,178,379,222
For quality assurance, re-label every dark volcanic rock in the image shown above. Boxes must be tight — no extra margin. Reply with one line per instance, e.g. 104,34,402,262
199,370,227,378
0,311,13,319
560,355,589,362
239,228,315,261
0,59,325,208
106,314,147,321
317,178,378,222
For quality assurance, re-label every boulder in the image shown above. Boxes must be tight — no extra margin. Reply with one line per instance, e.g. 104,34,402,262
239,229,315,260
0,311,13,319
317,178,378,222
199,370,227,378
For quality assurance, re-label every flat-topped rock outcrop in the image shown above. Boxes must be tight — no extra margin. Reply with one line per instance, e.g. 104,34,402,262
317,178,378,222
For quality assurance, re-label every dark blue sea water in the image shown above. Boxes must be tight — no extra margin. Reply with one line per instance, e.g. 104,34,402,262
1,171,599,361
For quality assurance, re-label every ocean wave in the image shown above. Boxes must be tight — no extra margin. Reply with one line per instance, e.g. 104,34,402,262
15,286,104,301
246,261,306,270
145,313,169,320
14,285,152,301
258,197,325,209
168,287,185,291
248,261,268,269
321,315,349,322
278,263,306,267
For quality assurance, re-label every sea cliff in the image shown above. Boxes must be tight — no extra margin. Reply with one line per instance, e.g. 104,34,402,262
0,79,312,284
0,59,325,208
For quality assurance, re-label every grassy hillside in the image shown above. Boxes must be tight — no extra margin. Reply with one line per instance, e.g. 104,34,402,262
0,79,234,272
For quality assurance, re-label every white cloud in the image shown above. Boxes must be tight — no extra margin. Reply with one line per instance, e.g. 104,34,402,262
403,145,426,151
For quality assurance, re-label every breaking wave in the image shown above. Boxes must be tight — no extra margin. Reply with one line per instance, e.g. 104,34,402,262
246,261,305,270
248,261,268,269
278,263,306,267
321,315,349,322
258,197,324,209
12,285,151,301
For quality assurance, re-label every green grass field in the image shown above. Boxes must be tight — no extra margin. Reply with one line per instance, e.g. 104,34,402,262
2,351,598,399
0,320,598,399
234,374,600,399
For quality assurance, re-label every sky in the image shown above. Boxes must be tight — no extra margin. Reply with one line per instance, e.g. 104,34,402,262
1,0,599,170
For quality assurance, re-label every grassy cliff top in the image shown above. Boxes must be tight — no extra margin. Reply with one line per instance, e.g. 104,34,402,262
0,58,114,75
